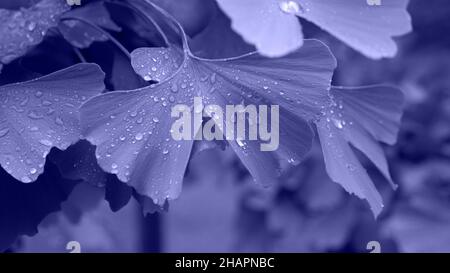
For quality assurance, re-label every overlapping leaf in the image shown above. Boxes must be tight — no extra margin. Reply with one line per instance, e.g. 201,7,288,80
316,86,404,216
80,4,336,205
216,0,412,58
0,63,105,183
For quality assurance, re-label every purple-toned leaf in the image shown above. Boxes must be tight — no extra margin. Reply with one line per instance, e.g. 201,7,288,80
59,1,121,49
0,63,105,183
81,35,335,204
0,0,70,68
316,86,404,217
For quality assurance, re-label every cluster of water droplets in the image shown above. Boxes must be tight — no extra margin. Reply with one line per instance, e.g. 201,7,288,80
131,48,182,83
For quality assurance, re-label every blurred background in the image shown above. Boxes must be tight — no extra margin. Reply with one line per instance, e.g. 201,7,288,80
2,0,450,253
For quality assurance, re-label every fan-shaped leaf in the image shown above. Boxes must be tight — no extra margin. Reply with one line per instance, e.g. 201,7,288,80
316,85,404,216
0,0,70,68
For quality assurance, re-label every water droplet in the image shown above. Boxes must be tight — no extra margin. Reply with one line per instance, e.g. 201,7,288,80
152,117,159,123
143,75,152,81
171,83,178,93
111,163,118,169
279,0,302,14
162,148,169,155
332,119,344,129
236,139,245,147
27,21,36,31
39,139,53,146
30,168,37,174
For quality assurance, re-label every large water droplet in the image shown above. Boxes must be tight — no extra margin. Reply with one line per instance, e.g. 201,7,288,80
135,132,144,141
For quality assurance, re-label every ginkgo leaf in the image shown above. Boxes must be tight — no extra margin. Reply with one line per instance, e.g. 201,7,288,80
105,173,133,212
0,63,105,183
0,0,70,68
316,85,404,217
297,0,412,59
80,3,336,205
0,162,78,252
59,1,121,49
216,0,412,59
